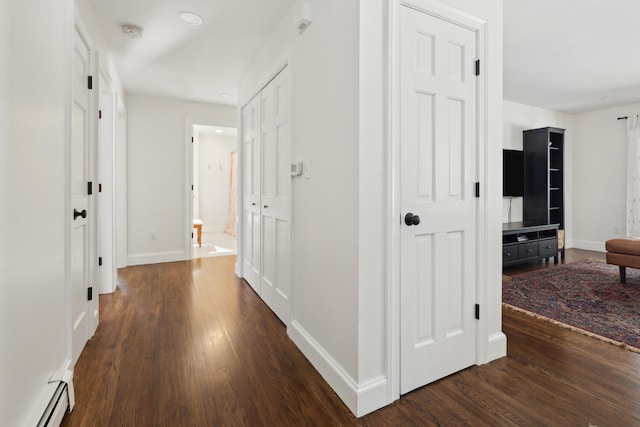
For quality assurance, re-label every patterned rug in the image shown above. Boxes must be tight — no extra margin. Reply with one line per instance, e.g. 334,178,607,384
503,259,640,352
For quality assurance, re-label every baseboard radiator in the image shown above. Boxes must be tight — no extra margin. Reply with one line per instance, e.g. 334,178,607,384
37,383,70,427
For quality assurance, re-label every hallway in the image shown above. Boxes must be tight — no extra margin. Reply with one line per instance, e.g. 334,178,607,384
63,256,356,426
63,255,640,426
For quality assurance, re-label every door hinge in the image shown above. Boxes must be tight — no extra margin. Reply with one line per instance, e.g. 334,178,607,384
475,59,480,76
88,181,93,195
191,184,194,191
88,75,93,90
99,109,102,119
475,182,480,197
88,287,93,301
475,304,480,320
98,257,103,266
191,232,194,238
191,137,194,143
99,183,102,193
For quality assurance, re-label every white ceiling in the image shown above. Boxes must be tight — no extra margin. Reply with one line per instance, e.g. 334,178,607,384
84,0,640,114
82,0,297,106
504,0,640,113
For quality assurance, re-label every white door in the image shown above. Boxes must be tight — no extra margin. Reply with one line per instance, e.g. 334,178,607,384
71,28,92,365
260,67,291,323
98,73,115,294
242,93,262,291
400,5,478,394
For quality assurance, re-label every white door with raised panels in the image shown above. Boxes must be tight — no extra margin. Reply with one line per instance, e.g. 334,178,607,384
400,5,478,394
71,27,93,365
241,66,291,324
260,67,291,323
242,93,262,292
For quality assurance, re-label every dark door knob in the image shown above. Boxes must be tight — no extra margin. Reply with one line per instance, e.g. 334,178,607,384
74,209,87,220
404,213,420,226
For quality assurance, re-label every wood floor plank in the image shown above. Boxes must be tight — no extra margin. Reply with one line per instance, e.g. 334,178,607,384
63,251,640,426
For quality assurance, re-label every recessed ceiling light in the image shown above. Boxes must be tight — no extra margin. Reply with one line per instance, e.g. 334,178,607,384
121,24,143,38
215,129,224,134
178,12,203,26
219,93,232,99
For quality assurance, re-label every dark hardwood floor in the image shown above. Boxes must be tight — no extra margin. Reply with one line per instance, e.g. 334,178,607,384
63,251,640,426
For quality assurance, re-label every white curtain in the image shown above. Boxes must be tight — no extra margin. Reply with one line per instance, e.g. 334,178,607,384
627,115,640,236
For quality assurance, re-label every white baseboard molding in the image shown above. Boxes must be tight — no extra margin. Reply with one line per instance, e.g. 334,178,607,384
288,320,390,417
127,250,186,266
571,239,606,253
26,359,73,427
486,332,507,363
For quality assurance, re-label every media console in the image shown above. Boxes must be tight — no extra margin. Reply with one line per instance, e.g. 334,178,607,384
502,222,559,267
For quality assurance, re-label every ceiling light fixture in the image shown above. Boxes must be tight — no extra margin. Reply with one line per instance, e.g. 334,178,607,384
215,129,224,134
178,12,204,26
121,24,143,38
219,93,232,99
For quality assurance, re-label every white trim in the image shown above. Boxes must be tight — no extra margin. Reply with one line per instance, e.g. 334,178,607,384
289,321,389,417
388,0,495,403
238,52,290,110
97,69,117,294
184,116,237,262
127,251,187,266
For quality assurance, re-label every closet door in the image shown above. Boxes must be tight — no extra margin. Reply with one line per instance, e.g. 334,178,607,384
260,67,291,323
242,93,261,291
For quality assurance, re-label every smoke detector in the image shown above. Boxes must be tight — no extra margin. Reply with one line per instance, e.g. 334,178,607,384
121,24,143,39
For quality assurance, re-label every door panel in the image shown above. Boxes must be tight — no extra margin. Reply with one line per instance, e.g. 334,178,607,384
242,94,261,290
71,28,91,365
260,66,291,323
400,6,477,394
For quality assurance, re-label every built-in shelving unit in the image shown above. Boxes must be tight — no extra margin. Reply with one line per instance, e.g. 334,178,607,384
523,127,565,230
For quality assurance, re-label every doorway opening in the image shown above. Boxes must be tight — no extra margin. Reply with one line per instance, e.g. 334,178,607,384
191,124,238,259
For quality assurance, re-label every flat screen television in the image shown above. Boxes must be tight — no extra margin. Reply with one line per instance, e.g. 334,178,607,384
503,149,524,197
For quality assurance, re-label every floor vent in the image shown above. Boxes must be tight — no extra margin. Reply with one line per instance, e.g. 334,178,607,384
37,383,69,427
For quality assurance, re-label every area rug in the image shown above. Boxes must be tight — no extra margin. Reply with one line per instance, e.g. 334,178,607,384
502,259,640,352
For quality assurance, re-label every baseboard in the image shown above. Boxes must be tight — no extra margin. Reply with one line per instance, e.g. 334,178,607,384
486,332,507,362
571,239,605,253
127,251,186,266
26,359,73,427
288,320,390,417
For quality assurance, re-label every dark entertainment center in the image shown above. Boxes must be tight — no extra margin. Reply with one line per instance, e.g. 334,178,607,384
502,127,565,267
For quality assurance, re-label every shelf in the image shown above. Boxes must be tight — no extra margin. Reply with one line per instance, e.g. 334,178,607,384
523,127,565,230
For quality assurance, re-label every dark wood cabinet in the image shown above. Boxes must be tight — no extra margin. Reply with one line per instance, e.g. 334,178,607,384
502,222,559,266
523,127,565,229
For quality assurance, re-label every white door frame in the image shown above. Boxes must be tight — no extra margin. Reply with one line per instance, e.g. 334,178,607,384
184,117,236,260
388,0,488,400
97,68,117,294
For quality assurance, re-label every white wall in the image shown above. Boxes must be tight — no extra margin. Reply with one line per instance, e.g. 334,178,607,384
572,103,640,251
240,0,362,411
503,100,574,245
126,95,236,265
197,133,236,231
0,0,72,424
240,0,504,416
